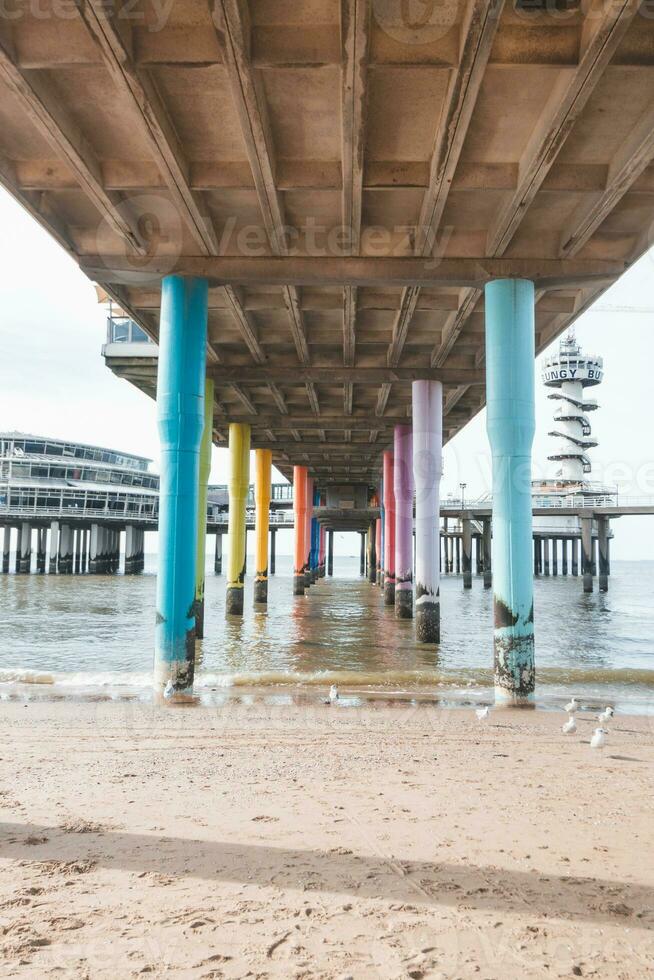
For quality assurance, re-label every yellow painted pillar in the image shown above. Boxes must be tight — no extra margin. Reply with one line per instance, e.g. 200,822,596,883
254,449,272,605
226,422,250,616
195,379,214,639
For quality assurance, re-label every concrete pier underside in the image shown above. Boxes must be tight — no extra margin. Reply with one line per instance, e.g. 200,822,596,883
2,2,653,697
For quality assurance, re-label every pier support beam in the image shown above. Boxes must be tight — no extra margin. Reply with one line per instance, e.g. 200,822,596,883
14,525,21,573
90,524,101,574
195,380,214,638
327,530,334,576
214,532,223,575
2,526,10,572
462,518,473,590
412,380,442,642
483,519,492,588
571,537,579,576
375,518,382,585
81,529,88,573
598,517,610,592
254,449,272,605
270,528,276,576
394,424,414,619
59,524,73,574
74,529,81,574
543,537,550,576
562,539,568,576
37,529,46,573
367,520,377,584
485,278,536,704
293,466,308,595
304,478,314,589
124,526,136,575
154,274,208,696
382,450,396,606
18,522,31,573
226,422,250,616
552,538,558,577
318,523,326,577
359,531,365,576
310,488,320,584
49,522,59,573
581,518,593,593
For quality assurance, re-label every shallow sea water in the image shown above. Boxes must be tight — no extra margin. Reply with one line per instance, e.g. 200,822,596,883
1,556,653,714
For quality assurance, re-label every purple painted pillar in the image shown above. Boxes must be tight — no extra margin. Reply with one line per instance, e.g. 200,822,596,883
394,424,414,619
413,380,443,643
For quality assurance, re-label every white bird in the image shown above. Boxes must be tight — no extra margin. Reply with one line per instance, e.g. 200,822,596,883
564,697,579,715
598,706,614,726
323,684,339,705
590,728,607,750
562,717,577,735
163,679,175,700
475,706,490,722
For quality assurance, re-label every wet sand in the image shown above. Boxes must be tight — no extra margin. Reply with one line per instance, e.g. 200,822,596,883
0,699,653,978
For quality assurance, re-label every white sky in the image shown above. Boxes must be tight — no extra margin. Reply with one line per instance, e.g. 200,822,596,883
1,187,653,559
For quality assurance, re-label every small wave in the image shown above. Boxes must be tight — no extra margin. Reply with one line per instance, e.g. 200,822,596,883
1,665,654,693
0,669,55,685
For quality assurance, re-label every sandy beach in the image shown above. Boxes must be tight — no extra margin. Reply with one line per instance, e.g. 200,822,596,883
0,698,652,978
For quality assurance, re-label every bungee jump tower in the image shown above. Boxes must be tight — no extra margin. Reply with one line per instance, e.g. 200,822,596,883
543,331,602,483
532,332,613,593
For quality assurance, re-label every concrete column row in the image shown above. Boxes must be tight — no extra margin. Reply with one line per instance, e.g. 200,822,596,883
533,531,608,592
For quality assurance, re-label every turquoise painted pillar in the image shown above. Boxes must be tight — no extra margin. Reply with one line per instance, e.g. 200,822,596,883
154,275,208,697
485,279,535,704
310,487,320,582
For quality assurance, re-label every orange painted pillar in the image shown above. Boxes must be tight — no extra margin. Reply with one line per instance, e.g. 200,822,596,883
293,466,308,596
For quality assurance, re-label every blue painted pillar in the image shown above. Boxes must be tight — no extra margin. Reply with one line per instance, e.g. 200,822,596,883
485,279,535,704
310,486,320,582
154,275,208,697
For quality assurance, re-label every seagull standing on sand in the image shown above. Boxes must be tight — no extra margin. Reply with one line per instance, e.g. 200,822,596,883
598,706,614,726
475,706,490,722
564,697,579,715
590,728,607,750
324,684,339,705
163,679,175,701
562,716,577,735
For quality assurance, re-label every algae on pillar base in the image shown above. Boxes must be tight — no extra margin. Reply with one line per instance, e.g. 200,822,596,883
485,279,536,704
226,422,251,616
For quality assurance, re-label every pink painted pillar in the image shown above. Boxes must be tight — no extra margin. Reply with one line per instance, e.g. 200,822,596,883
394,424,414,619
383,450,395,606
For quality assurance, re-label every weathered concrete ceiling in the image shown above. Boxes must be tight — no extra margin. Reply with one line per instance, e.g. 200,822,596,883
2,0,654,484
